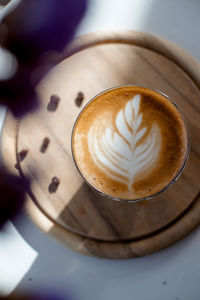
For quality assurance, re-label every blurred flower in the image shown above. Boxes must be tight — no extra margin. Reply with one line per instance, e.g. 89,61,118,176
0,0,87,116
0,169,29,229
0,0,87,228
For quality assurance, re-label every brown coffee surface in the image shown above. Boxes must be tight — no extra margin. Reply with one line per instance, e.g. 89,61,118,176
72,86,189,200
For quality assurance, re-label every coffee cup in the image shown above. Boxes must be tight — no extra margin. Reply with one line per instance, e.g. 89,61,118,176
71,85,190,202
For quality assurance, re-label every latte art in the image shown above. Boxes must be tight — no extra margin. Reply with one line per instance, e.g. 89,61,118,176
72,86,189,200
88,95,162,192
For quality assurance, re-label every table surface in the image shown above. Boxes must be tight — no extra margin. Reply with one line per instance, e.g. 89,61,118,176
0,0,200,299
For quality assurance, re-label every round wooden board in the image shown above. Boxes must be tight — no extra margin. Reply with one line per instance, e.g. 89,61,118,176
1,31,200,258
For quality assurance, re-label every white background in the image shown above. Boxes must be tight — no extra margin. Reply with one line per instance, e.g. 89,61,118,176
0,0,200,299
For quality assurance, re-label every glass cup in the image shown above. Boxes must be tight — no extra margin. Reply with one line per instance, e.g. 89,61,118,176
71,85,190,203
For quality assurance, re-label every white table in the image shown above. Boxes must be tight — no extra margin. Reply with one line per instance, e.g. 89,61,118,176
1,0,200,299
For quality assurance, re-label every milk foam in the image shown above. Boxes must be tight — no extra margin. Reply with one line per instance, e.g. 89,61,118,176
88,95,162,191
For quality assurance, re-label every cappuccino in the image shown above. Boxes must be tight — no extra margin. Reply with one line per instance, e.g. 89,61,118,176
72,86,189,200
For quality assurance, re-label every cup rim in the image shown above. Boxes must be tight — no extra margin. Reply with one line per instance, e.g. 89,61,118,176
71,84,191,203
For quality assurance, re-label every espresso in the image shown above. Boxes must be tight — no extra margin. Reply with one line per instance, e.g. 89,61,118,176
72,86,189,200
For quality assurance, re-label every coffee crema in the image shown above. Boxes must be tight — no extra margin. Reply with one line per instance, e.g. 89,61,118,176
72,86,189,200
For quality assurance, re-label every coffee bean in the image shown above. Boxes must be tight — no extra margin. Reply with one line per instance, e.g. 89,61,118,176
40,137,50,153
52,176,60,185
48,176,60,193
14,163,20,170
75,92,84,107
19,149,28,162
47,95,60,111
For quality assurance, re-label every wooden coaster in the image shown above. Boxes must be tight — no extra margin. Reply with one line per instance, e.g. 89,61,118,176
2,31,200,258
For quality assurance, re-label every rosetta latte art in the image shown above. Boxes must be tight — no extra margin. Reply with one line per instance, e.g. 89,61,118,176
88,95,162,192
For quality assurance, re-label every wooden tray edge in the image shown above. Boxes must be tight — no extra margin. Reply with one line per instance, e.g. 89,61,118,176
1,30,200,258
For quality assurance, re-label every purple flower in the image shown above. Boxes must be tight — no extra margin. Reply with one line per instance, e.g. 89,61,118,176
0,0,87,116
0,0,87,228
0,170,29,229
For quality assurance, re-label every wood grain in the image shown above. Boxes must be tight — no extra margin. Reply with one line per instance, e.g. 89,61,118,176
1,31,200,258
